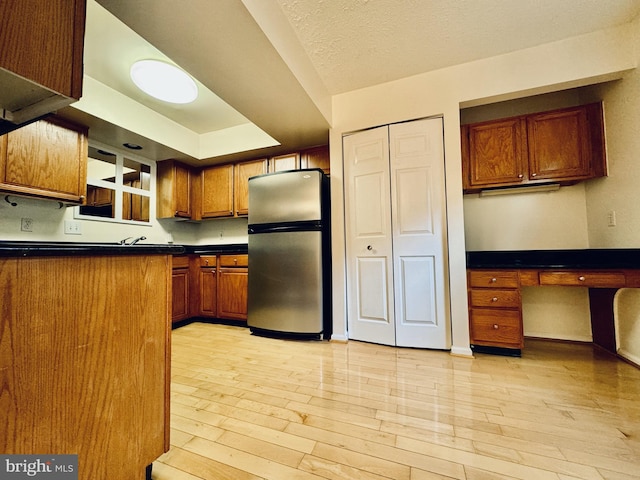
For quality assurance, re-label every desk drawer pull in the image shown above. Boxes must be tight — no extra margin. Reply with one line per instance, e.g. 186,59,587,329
578,276,585,281
491,278,497,283
492,297,498,302
493,324,499,329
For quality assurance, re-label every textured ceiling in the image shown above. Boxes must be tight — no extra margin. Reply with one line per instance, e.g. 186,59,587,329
74,0,640,165
274,0,640,94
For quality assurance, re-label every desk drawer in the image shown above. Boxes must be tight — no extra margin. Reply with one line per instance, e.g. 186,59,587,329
468,270,519,288
470,289,520,308
539,271,625,288
470,309,523,348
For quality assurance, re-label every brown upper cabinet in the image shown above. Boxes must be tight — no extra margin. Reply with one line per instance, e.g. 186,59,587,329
199,163,234,219
461,103,606,193
157,160,192,219
0,117,88,203
156,145,328,221
301,145,330,175
268,153,299,172
234,158,268,216
0,0,86,129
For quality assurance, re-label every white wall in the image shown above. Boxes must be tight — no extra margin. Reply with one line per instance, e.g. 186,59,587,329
583,17,640,363
330,21,638,355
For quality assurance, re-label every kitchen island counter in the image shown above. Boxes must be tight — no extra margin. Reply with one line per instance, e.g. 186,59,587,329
0,240,184,257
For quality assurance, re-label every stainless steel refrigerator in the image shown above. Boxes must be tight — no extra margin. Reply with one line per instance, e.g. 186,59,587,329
247,169,331,339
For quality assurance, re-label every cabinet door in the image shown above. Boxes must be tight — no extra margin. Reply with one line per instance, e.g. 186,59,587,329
0,117,88,203
172,268,190,323
300,145,330,174
269,153,299,172
217,267,248,320
156,160,191,219
200,164,233,218
527,106,592,181
466,117,526,188
199,268,217,317
235,159,267,216
0,0,85,100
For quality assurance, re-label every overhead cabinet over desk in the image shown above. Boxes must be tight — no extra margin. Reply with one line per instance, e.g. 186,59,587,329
157,145,329,221
461,102,606,193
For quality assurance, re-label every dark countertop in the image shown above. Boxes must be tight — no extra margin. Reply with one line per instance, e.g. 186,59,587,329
466,249,640,269
0,241,185,257
0,241,248,258
183,243,247,255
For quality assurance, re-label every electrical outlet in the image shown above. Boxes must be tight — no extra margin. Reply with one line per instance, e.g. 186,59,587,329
64,220,82,235
21,218,33,232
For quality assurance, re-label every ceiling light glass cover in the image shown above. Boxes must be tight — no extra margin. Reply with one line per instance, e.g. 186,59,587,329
130,60,198,104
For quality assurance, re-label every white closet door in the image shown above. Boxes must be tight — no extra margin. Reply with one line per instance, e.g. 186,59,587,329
389,118,449,349
343,126,396,346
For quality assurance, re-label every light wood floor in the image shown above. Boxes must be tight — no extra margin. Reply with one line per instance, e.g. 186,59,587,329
152,322,640,480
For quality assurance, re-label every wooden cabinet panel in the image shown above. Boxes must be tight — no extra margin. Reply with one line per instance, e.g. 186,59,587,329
0,0,85,123
217,267,248,320
235,159,267,216
470,289,520,308
172,267,190,322
527,107,591,181
467,269,523,352
157,160,192,219
200,164,234,218
0,255,170,479
300,145,330,174
200,267,217,316
468,270,519,288
269,153,299,172
0,117,88,203
539,271,626,288
467,117,526,187
171,255,191,323
461,103,606,193
469,309,523,348
219,254,248,267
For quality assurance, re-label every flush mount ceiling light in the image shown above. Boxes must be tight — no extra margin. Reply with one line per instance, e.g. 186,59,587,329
130,60,198,104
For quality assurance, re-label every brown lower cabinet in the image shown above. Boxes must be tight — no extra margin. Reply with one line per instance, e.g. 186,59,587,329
171,252,248,323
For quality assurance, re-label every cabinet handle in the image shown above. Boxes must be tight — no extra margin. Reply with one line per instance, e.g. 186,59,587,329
205,259,209,266
531,173,537,177
518,174,523,178
367,245,373,251
493,324,499,329
578,276,585,281
490,277,497,283
492,297,498,302
234,258,238,264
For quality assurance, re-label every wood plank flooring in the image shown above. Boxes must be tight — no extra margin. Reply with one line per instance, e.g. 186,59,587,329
152,322,640,480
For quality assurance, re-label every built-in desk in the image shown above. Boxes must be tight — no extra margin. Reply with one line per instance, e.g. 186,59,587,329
466,249,640,356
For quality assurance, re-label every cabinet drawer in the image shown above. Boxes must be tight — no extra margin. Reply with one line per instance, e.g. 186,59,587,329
219,254,248,267
470,289,520,308
172,255,190,269
200,255,217,267
538,271,625,288
468,270,519,288
470,309,523,348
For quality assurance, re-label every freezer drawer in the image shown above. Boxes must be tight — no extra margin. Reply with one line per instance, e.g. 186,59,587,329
248,169,324,225
248,230,324,334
